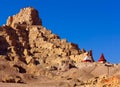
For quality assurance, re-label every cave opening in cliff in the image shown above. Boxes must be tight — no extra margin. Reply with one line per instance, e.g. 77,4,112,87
0,36,9,55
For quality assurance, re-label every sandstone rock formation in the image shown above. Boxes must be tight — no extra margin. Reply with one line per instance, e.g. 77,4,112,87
0,7,120,87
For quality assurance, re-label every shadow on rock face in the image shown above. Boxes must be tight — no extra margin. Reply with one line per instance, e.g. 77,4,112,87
13,65,26,73
0,36,9,55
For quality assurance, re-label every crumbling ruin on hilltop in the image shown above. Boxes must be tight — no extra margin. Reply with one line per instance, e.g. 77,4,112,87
0,7,94,68
1,7,119,87
0,7,94,82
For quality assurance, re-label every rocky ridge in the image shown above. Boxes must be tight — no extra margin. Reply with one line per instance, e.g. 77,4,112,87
0,7,120,87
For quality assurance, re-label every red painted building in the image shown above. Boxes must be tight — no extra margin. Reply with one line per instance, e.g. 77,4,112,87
98,54,107,63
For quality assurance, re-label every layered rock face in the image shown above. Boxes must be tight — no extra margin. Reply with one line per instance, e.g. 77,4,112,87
0,7,120,87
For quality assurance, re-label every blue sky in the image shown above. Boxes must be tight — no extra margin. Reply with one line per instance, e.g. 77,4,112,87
0,0,120,63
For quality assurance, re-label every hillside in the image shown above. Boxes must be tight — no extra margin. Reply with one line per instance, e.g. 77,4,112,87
0,7,120,87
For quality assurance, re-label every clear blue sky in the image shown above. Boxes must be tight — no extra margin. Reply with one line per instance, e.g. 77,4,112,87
0,0,120,63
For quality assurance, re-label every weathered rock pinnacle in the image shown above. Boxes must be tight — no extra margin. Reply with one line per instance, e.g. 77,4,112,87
6,7,42,26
